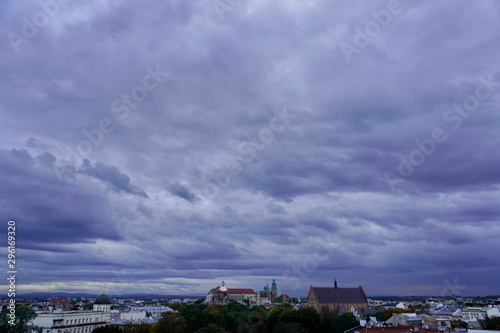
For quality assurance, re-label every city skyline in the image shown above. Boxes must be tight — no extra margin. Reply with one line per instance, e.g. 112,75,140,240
1,1,499,297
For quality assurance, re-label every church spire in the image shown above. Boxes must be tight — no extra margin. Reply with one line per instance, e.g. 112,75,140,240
334,278,338,288
272,278,277,290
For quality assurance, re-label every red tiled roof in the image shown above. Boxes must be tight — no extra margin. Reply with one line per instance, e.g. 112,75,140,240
360,327,463,333
228,288,256,294
211,286,256,294
50,298,68,303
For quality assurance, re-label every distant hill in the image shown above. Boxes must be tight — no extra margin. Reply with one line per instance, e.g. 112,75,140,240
5,293,494,301
5,292,205,300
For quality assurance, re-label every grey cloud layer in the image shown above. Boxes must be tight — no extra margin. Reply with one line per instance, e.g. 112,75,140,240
1,0,499,296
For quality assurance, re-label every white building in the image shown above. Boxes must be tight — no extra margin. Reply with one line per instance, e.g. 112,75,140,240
119,311,146,324
32,294,112,333
32,309,110,333
462,307,499,321
128,306,174,316
91,294,112,313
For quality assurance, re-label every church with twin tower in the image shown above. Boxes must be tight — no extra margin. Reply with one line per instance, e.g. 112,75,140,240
205,278,278,305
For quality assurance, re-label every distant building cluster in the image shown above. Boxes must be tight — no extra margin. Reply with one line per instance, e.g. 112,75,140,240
32,294,112,333
205,279,283,305
356,297,500,331
3,279,498,332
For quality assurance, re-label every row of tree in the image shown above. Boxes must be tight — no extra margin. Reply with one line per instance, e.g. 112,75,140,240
94,299,360,333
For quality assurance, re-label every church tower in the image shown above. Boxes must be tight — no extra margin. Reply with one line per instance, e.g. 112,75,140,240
271,278,278,301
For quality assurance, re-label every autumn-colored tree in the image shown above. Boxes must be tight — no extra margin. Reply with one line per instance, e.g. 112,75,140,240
451,321,468,329
383,308,412,321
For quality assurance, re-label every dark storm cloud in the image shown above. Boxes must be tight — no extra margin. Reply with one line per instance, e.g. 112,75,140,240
1,0,500,296
168,182,200,203
0,148,121,247
81,159,149,198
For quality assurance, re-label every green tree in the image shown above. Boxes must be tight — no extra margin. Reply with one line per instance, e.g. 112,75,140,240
199,305,225,329
226,301,248,313
170,302,186,311
179,302,206,332
318,307,336,333
274,306,320,333
249,310,268,333
194,323,225,333
151,312,188,333
331,312,359,333
373,311,384,322
225,302,251,332
251,305,267,312
92,325,121,333
296,307,321,332
266,302,293,330
121,323,152,333
272,322,299,333
0,305,42,333
481,314,500,330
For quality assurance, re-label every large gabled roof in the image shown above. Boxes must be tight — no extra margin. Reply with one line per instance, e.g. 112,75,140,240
228,288,256,294
310,286,368,304
212,286,256,294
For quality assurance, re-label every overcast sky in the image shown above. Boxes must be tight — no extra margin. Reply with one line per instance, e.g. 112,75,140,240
1,0,499,298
